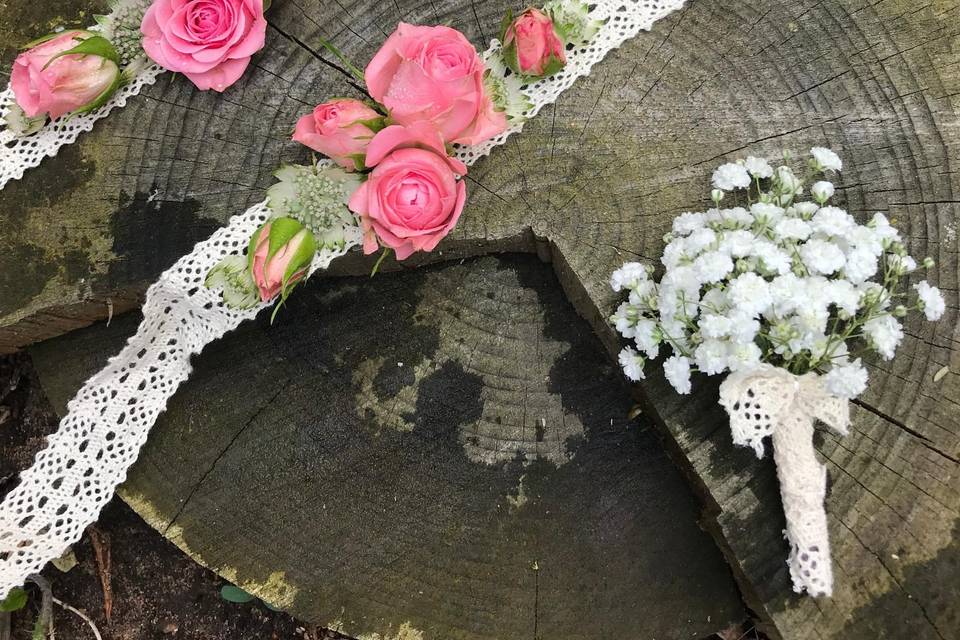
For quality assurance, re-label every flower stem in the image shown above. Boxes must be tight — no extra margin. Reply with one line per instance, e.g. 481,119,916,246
370,247,391,277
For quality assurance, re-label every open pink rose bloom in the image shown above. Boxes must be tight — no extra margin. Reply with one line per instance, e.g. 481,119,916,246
364,23,507,146
348,123,468,260
141,0,267,92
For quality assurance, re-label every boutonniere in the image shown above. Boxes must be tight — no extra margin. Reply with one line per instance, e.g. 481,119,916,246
610,148,945,597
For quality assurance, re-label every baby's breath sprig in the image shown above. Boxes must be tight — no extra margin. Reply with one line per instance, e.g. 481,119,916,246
610,148,945,399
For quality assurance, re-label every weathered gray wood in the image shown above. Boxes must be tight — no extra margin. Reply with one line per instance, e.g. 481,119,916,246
31,256,746,640
6,0,960,638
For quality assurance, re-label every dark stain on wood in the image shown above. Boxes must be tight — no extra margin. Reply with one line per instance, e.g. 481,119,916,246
31,256,746,640
0,244,57,317
106,190,221,289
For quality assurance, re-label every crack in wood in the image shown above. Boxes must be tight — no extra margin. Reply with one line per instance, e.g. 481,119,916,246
162,385,288,535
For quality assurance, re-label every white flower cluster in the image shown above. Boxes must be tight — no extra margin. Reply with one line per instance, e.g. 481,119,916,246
95,0,153,68
611,149,946,399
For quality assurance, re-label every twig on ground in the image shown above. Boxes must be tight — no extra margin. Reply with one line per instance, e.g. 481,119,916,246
87,527,112,621
52,598,101,640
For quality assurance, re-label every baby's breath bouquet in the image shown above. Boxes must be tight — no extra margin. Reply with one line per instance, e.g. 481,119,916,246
609,148,945,598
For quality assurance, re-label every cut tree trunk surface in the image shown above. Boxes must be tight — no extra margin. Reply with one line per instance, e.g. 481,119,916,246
4,0,959,638
32,255,747,640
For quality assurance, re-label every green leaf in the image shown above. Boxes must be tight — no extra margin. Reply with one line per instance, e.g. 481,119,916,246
315,34,365,84
0,587,28,612
43,34,120,69
220,585,255,604
52,546,78,572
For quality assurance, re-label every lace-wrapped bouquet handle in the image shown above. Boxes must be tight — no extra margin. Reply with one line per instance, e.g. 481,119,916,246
0,0,686,597
0,0,270,190
609,148,947,596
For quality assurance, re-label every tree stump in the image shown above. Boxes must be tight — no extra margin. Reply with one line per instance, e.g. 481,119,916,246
4,0,959,638
32,256,746,639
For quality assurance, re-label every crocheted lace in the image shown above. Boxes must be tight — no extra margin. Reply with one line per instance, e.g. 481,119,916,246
0,65,164,190
719,364,850,597
0,0,685,593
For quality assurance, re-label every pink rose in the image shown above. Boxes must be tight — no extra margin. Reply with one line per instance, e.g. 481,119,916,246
10,31,121,120
249,217,316,301
364,23,507,146
502,8,566,77
141,0,267,92
292,99,384,170
348,123,467,260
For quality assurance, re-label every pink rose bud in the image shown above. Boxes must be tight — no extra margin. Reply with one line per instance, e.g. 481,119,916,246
248,217,317,303
348,122,468,261
292,99,384,171
502,8,567,77
10,30,121,121
141,0,267,92
364,23,508,146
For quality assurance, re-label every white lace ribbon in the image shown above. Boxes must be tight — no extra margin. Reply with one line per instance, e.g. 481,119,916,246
0,0,684,594
0,65,164,191
718,364,850,597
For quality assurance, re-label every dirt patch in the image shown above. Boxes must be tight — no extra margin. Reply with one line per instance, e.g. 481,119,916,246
1,352,352,640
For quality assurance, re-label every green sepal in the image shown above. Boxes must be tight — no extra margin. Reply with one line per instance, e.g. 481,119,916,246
500,37,521,76
499,9,514,43
21,31,74,49
262,0,272,12
349,154,366,172
268,227,315,324
281,229,316,291
355,116,386,133
0,587,28,612
43,34,120,69
537,53,566,78
265,217,308,263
